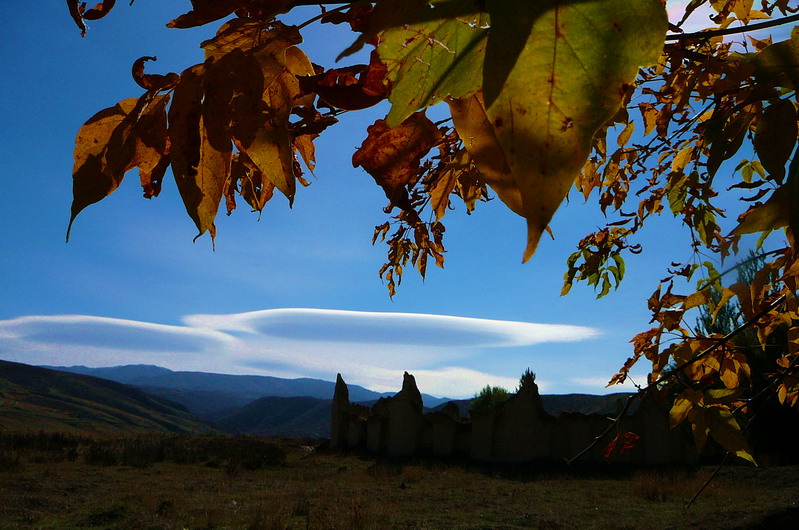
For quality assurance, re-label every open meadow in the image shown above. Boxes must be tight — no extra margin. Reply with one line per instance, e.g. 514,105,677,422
0,432,797,529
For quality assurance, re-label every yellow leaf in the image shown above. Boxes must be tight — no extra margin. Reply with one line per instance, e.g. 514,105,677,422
168,64,212,236
68,93,171,239
778,383,787,404
711,287,738,324
669,396,693,428
684,289,711,310
719,356,740,389
294,135,316,174
706,407,757,465
617,121,634,147
671,145,694,173
448,93,524,216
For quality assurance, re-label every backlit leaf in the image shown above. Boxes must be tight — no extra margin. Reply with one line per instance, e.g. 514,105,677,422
68,94,171,240
731,186,790,235
168,64,208,235
453,0,666,260
429,149,470,221
131,56,180,91
168,0,246,29
68,100,133,239
378,0,489,127
82,0,116,21
670,396,693,428
448,93,523,217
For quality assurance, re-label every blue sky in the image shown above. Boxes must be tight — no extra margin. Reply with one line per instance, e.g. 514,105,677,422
0,1,764,398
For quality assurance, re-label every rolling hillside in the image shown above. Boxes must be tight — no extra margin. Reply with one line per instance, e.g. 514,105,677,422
0,360,213,434
216,396,332,437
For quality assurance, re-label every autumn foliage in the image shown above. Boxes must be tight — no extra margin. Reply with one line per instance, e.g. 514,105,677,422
67,0,799,466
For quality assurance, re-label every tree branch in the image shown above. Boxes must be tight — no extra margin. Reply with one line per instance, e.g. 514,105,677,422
665,14,799,42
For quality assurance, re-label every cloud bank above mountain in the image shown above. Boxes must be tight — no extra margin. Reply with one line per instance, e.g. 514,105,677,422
0,308,602,397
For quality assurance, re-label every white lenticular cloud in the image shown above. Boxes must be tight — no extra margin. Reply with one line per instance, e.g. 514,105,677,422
183,308,600,348
0,315,235,353
0,309,603,398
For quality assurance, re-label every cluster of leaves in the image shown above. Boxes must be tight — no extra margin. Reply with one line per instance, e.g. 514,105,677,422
581,1,799,465
67,0,666,270
67,1,799,466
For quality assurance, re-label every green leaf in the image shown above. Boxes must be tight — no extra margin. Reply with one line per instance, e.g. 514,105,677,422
666,174,689,215
378,0,489,127
463,0,666,260
338,0,431,60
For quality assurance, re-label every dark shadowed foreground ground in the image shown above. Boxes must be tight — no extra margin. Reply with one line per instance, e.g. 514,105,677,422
0,433,797,529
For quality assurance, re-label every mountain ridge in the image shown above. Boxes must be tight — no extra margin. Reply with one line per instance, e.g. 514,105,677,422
0,360,214,434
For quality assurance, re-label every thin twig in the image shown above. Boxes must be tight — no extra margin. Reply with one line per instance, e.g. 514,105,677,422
686,452,730,507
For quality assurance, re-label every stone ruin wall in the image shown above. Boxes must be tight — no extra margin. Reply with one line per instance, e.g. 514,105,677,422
331,372,699,466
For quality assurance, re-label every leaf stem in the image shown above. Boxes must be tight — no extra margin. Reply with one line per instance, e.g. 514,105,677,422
296,1,371,30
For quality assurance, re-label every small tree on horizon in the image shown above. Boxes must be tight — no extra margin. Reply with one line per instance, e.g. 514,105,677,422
469,385,510,415
516,368,536,392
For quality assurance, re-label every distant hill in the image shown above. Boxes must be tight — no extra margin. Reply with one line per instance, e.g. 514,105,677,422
41,364,452,416
434,393,635,418
216,396,332,438
0,360,213,435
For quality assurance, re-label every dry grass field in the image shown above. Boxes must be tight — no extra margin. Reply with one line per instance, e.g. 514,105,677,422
0,433,797,529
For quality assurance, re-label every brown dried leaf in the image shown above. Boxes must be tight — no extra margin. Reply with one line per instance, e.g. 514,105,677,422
428,149,472,221
131,56,180,91
352,112,442,213
82,0,116,20
294,135,317,173
67,0,87,36
168,0,246,29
